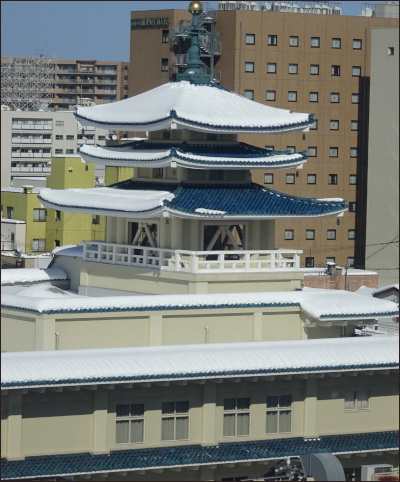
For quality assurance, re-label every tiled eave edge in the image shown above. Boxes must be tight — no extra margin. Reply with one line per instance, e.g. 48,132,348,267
2,363,398,390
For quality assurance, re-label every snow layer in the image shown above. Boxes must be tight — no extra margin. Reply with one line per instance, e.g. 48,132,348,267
2,288,398,320
75,81,312,134
2,336,398,387
1,268,67,286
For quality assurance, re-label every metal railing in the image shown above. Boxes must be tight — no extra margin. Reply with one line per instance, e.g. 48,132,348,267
82,242,301,273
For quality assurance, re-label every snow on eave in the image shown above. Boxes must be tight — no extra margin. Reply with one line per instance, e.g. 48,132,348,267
2,336,398,389
1,268,68,286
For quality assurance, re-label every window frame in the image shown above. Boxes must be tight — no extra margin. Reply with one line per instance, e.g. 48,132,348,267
268,35,278,46
329,147,339,158
289,36,299,47
330,120,339,130
162,29,169,43
310,64,319,75
331,65,341,76
307,174,316,185
351,120,359,131
306,229,315,240
266,395,292,434
352,66,361,77
328,174,338,185
332,38,341,49
286,173,295,184
284,229,294,240
331,92,340,103
310,37,320,48
350,148,358,158
245,61,255,73
349,174,357,185
353,39,362,50
116,403,145,444
288,91,297,102
344,391,370,411
33,208,46,222
309,92,318,103
352,93,360,104
161,58,169,72
161,401,190,441
327,229,336,240
266,90,276,101
267,62,277,73
288,63,298,74
264,173,274,185
246,33,255,45
7,207,14,219
349,202,357,212
223,397,250,437
305,257,314,268
32,238,46,252
244,89,254,100
308,146,317,157
348,229,357,240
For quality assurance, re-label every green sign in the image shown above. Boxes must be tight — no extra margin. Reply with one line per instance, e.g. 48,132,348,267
131,17,169,28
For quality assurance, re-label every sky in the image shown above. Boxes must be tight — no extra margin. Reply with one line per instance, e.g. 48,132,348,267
1,1,394,62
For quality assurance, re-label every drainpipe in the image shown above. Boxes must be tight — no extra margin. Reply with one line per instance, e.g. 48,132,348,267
55,332,59,350
238,22,242,94
205,326,209,343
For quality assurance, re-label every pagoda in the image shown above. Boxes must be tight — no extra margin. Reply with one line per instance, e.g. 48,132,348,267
38,1,347,297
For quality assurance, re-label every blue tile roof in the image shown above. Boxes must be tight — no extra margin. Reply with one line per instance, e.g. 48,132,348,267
111,180,347,218
1,431,397,479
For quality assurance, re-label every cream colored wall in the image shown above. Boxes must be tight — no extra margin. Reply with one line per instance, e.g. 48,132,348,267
1,315,36,352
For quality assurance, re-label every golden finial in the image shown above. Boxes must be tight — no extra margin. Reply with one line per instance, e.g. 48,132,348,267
188,1,203,14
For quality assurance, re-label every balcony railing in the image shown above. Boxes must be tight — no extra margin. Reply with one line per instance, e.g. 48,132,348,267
82,242,301,273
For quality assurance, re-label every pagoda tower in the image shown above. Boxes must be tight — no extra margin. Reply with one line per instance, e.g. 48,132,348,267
38,1,347,296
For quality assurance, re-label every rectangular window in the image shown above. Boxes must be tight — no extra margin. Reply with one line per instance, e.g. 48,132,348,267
32,239,46,252
388,47,395,56
349,174,357,185
310,64,319,75
331,93,340,103
307,174,316,184
352,93,360,104
55,149,63,154
223,398,250,437
352,66,361,77
329,147,338,158
350,148,358,158
288,63,298,74
309,92,318,102
327,229,336,240
353,39,362,50
286,174,295,184
92,215,100,225
310,119,318,130
55,135,63,140
332,38,341,49
308,146,317,157
7,207,14,219
55,121,64,126
66,135,74,140
268,35,277,46
331,65,340,76
284,229,294,240
328,174,338,185
311,37,320,48
264,173,274,184
162,401,189,441
306,229,315,240
33,208,46,222
161,58,169,72
267,63,276,73
55,210,61,221
349,202,357,212
162,29,169,43
347,257,355,267
330,120,339,130
266,90,276,101
66,149,74,154
246,34,255,45
288,91,297,102
116,404,144,444
265,146,274,151
286,146,295,154
245,62,255,73
305,257,314,268
351,120,359,131
289,36,299,47
326,257,335,264
345,391,369,410
266,395,292,434
348,229,357,240
244,90,254,100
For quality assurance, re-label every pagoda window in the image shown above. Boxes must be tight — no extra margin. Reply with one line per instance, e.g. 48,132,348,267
129,222,158,248
153,168,164,178
203,224,246,253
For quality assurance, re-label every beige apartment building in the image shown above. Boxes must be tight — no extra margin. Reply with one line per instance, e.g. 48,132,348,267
129,2,399,269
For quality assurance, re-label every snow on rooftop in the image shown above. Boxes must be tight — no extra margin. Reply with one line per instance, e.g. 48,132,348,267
2,336,398,388
1,288,398,321
1,217,25,224
1,268,68,286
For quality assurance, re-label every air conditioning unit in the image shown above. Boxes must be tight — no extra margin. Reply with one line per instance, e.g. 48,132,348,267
361,465,394,482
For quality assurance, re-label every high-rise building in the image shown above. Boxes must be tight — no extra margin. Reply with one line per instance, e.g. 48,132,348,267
129,1,399,269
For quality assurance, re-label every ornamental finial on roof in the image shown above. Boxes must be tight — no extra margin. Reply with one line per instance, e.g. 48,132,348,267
188,1,203,15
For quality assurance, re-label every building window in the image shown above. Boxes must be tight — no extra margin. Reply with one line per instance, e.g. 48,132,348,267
327,229,336,240
309,92,318,103
310,119,318,130
352,66,361,77
32,239,46,252
306,229,315,240
329,147,338,158
288,63,298,74
347,257,356,267
223,398,250,437
332,38,341,49
7,207,14,219
350,148,358,158
353,39,362,50
55,135,64,140
308,146,317,157
55,240,60,248
267,62,276,73
55,210,61,221
55,149,63,154
55,121,64,126
345,391,369,410
266,90,276,101
162,29,169,43
266,395,292,434
349,202,357,212
351,120,359,131
305,257,314,268
330,120,339,130
286,174,295,184
161,58,168,72
264,173,274,184
116,404,144,444
66,149,74,154
326,257,335,264
307,174,316,184
286,146,295,154
161,401,189,441
352,93,360,104
245,62,255,73
265,146,274,151
331,65,340,76
348,229,357,240
289,36,299,47
388,47,395,56
244,90,254,100
288,91,297,102
66,135,74,140
285,229,294,240
349,174,357,185
331,93,340,103
246,34,255,44
311,37,320,48
33,208,46,222
310,64,319,75
92,215,100,225
328,174,338,185
268,35,277,46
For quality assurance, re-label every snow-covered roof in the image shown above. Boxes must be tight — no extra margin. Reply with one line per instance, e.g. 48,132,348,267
2,336,398,389
2,288,398,321
79,141,308,170
1,218,25,224
75,81,314,134
1,268,68,286
37,181,347,220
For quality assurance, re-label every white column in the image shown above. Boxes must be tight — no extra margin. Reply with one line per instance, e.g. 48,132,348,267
116,217,126,244
303,378,318,438
7,391,24,460
92,389,109,454
201,383,217,445
35,315,56,350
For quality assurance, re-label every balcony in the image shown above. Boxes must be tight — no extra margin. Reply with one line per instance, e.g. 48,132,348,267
11,166,51,173
82,242,301,273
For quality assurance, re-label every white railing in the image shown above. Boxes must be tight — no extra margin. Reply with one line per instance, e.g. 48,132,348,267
82,242,301,274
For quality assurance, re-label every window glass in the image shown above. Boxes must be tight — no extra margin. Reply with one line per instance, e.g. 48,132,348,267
331,93,340,103
289,63,298,74
223,398,250,437
288,91,297,102
352,93,360,104
348,229,356,240
353,39,362,50
307,174,316,184
305,257,314,267
244,90,254,100
286,174,295,184
245,62,254,72
308,147,317,157
349,174,357,185
328,174,338,185
268,35,277,46
306,229,315,240
329,147,338,157
289,36,299,47
309,92,318,102
352,66,361,77
246,34,255,44
311,37,320,48
310,64,319,75
330,120,339,130
266,395,292,434
332,38,341,49
267,63,276,73
285,229,294,240
351,120,359,131
350,148,358,158
327,229,336,240
266,90,276,101
264,173,274,184
331,65,340,76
